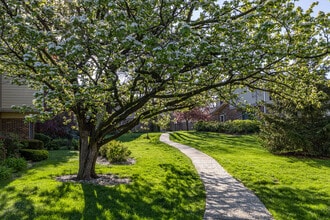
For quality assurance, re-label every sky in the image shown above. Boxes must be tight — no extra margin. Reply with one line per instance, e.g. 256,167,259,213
295,0,330,14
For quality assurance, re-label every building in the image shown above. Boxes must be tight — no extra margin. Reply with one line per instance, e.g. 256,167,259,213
211,89,272,122
0,75,35,139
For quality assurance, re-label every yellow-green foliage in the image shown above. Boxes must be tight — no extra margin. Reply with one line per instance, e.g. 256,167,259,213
99,140,131,163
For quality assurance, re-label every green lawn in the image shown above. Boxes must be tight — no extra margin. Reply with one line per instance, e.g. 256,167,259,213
170,131,330,220
0,133,204,220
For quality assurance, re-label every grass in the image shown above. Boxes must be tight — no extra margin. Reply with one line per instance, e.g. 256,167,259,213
0,133,204,220
170,131,330,220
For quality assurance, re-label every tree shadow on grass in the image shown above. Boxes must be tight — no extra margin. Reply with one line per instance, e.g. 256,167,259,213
256,186,330,220
0,186,36,220
0,151,77,191
80,164,204,219
42,150,78,167
1,165,204,219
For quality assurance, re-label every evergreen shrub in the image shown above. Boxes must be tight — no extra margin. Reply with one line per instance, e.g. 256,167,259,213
194,120,260,134
4,157,27,172
20,149,49,162
71,139,79,150
34,133,52,147
259,93,330,157
22,139,44,150
2,133,24,157
0,140,6,161
0,165,11,180
47,138,68,150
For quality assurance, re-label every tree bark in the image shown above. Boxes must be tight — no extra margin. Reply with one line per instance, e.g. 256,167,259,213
77,130,98,180
186,120,189,131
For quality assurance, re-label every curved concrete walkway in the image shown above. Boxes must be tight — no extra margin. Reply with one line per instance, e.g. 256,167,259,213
160,133,273,220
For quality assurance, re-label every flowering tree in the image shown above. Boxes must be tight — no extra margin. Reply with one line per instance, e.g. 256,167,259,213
174,108,211,131
0,0,328,179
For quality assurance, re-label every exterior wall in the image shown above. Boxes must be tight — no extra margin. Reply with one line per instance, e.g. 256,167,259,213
169,121,194,131
0,75,35,111
211,88,272,122
211,103,243,122
0,75,35,139
234,88,270,106
0,115,34,139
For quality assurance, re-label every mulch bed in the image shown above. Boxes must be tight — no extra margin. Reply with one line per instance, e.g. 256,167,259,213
55,157,135,186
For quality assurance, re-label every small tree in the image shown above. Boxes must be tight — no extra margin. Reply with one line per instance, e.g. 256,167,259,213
174,108,211,131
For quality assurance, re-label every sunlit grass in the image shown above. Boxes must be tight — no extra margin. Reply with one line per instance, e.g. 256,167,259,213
170,131,330,220
0,133,204,220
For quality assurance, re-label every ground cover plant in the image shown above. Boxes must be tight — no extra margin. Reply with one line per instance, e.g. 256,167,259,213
171,131,330,220
0,133,204,220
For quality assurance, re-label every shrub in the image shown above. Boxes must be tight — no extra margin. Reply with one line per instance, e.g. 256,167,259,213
47,138,68,150
0,165,11,180
4,157,27,172
195,120,260,134
2,133,24,158
71,139,79,151
194,121,219,132
99,140,131,163
34,133,52,146
20,149,49,162
225,120,260,134
21,139,44,150
0,140,6,161
259,93,330,157
99,144,108,157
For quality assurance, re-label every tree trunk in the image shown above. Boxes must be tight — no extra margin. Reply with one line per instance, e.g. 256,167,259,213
186,120,189,131
77,130,98,180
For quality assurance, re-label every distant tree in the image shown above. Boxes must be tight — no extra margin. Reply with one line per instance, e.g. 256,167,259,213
174,107,211,131
0,0,328,179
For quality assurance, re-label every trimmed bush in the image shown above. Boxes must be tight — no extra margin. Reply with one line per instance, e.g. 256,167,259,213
0,165,11,180
34,133,52,146
99,140,131,163
4,157,27,172
194,121,219,132
195,120,260,134
21,139,44,150
47,138,68,150
20,149,49,162
225,120,260,134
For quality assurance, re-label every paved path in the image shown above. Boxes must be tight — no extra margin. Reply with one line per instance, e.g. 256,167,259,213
160,133,273,220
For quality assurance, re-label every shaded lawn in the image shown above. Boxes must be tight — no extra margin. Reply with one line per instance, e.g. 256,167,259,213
0,133,204,220
171,131,330,220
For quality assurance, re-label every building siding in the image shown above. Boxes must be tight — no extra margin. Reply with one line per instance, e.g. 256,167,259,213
0,75,35,111
0,75,36,139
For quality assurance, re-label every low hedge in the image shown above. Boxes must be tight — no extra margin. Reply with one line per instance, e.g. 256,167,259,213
19,149,49,162
34,133,52,146
195,120,260,134
21,139,44,150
